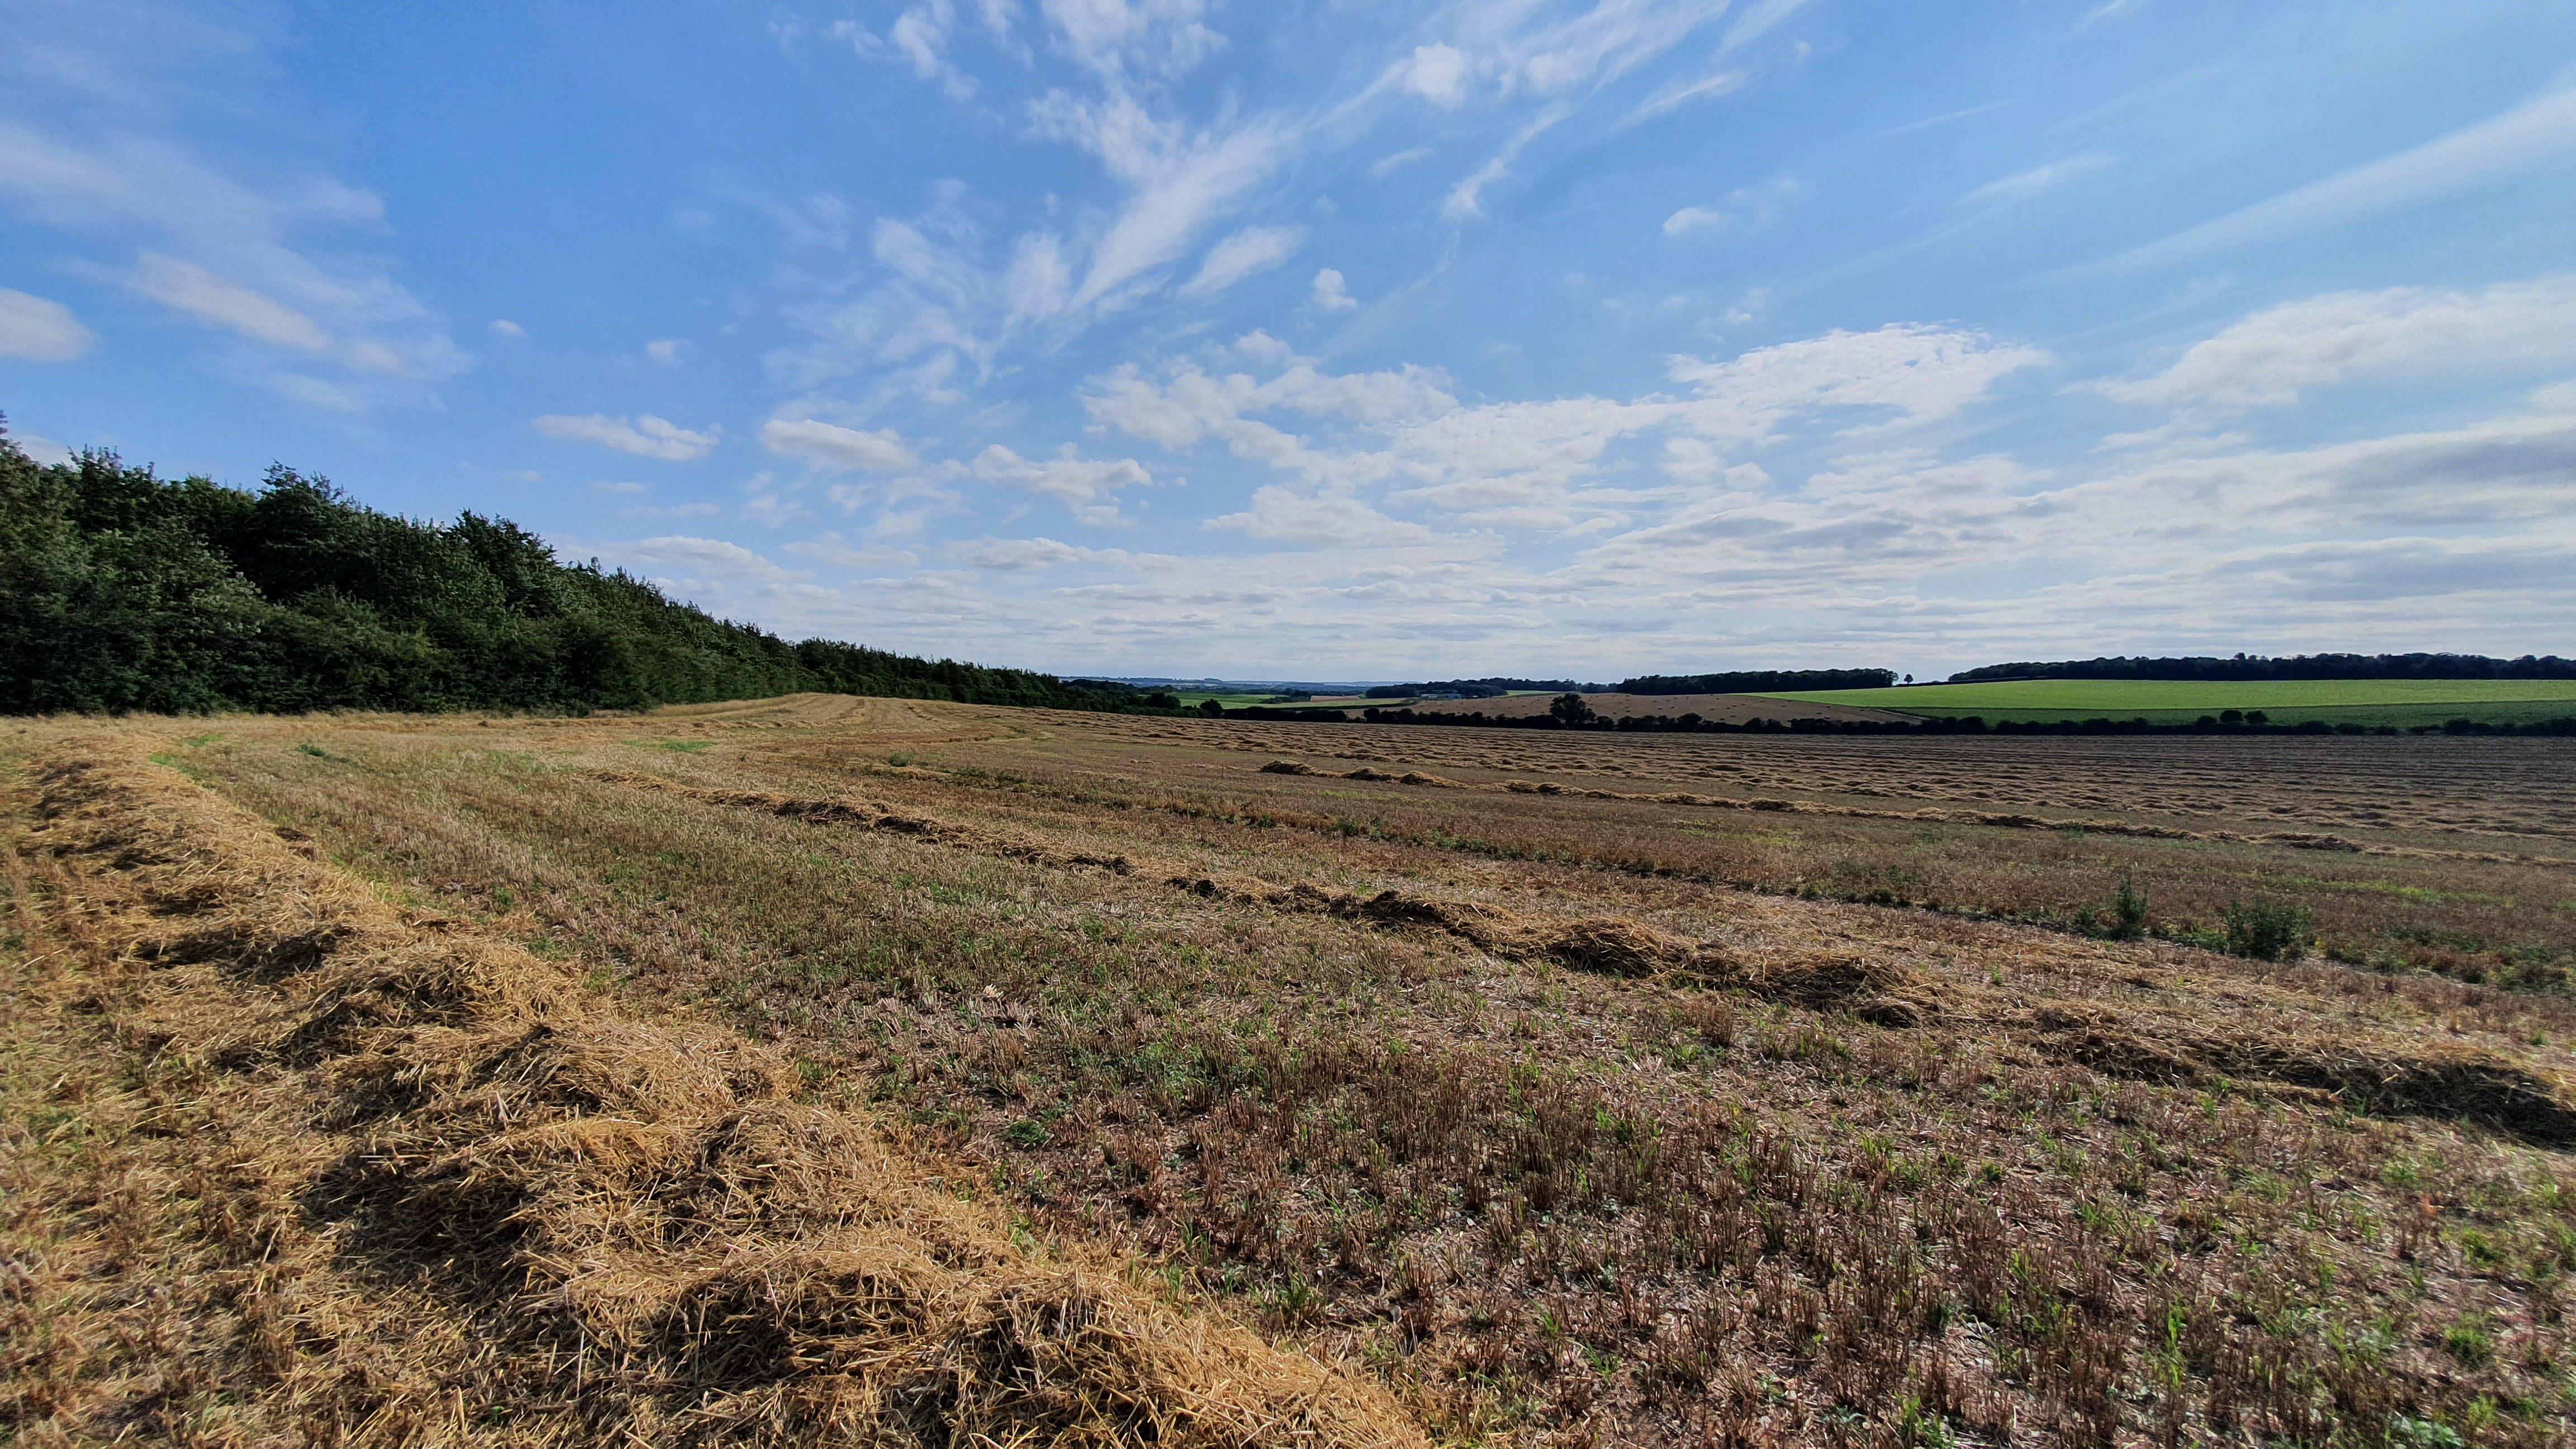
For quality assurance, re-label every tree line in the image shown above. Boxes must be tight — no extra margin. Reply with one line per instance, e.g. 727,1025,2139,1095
1616,668,1898,694
0,429,1178,718
1362,677,1601,699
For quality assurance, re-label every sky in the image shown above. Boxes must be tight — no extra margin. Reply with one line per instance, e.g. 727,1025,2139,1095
3,1,2573,681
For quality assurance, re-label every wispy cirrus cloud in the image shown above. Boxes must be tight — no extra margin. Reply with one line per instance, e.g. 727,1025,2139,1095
1180,224,1305,298
1961,152,2115,206
2104,80,2576,269
534,413,723,461
0,2,468,404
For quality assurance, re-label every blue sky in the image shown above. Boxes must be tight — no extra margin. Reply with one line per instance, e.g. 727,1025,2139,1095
3,0,2573,680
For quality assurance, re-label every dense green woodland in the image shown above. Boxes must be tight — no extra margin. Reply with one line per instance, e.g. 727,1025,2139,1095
0,427,1164,717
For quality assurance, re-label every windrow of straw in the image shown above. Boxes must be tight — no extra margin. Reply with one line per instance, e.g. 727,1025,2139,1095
2022,1002,2576,1145
1249,762,2551,863
2,738,1425,1447
588,768,1938,1023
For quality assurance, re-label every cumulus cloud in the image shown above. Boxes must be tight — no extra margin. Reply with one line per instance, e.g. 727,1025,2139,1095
0,287,93,359
2097,275,2576,410
1311,267,1356,310
970,443,1158,521
759,417,920,471
1180,224,1304,297
534,413,723,461
605,536,813,597
956,535,1086,571
1405,44,1471,106
645,338,683,364
1082,322,2040,538
1668,324,2052,440
490,318,524,337
1206,486,1431,546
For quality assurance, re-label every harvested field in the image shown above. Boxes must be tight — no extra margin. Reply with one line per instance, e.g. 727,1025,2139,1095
11,698,2576,1446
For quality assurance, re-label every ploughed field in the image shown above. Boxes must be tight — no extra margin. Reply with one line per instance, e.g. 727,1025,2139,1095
12,695,2576,1447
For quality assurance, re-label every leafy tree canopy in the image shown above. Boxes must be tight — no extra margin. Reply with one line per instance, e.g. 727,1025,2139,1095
0,424,1166,718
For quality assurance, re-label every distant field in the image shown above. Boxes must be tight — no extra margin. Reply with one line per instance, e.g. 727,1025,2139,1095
1763,677,2576,727
1437,690,1910,724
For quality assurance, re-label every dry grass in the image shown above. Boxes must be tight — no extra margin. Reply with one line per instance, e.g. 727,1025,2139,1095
12,698,2576,1447
0,724,1421,1447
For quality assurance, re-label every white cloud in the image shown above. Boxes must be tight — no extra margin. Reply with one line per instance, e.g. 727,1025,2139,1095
1656,175,1796,238
12,430,73,465
1039,0,1224,79
1405,44,1471,107
1961,153,2114,206
1232,329,1292,366
1311,267,1356,310
0,287,93,359
2109,82,2576,269
957,535,1086,571
970,443,1158,521
611,535,812,594
1668,324,2052,440
891,2,979,100
1206,485,1431,546
535,413,722,461
1179,223,1303,297
592,481,648,494
490,318,524,338
783,533,925,572
645,338,683,365
1663,206,1721,236
2098,276,2576,410
759,417,920,471
1045,103,1286,310
0,32,471,406
128,252,329,351
1663,435,1723,481
1620,68,1749,128
1368,146,1433,178
1082,321,2043,545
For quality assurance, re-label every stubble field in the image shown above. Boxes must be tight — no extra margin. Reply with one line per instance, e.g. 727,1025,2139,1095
10,695,2576,1447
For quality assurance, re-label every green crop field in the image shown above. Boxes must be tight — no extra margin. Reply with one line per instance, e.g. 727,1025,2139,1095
1759,678,2576,728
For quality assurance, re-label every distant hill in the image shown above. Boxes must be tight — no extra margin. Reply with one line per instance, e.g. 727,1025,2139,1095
0,428,1170,717
1948,654,2575,684
1619,668,1897,694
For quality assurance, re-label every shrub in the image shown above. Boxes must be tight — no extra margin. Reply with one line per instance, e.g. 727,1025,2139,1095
2109,874,2149,940
2223,896,2314,960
